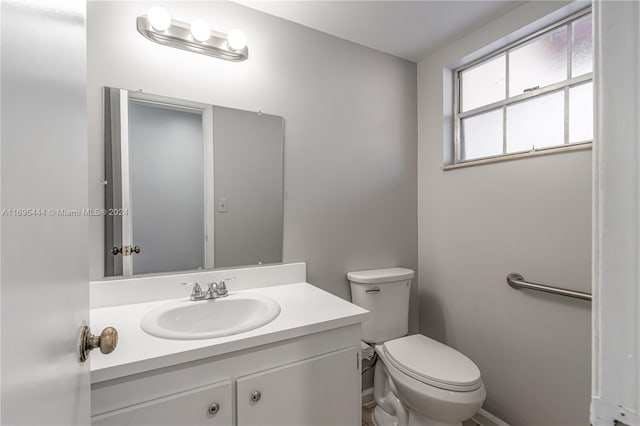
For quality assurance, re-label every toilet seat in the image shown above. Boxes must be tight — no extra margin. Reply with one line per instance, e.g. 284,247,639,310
383,334,482,392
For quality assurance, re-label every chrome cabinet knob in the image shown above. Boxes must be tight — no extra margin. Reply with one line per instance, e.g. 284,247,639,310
78,325,118,362
250,391,261,402
208,402,220,415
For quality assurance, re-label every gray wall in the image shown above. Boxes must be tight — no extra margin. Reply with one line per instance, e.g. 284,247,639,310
87,2,418,330
213,106,283,268
418,2,591,425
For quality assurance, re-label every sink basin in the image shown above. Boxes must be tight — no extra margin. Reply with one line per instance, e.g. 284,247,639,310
140,293,281,340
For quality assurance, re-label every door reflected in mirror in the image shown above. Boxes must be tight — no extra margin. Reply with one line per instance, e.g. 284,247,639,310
104,88,284,277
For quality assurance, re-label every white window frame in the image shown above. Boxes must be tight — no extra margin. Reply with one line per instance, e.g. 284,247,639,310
448,7,593,169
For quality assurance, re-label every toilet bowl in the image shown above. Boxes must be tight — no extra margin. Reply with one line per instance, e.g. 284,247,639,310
348,268,486,426
372,335,486,426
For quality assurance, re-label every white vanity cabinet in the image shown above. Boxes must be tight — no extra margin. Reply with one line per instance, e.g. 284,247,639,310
91,325,362,426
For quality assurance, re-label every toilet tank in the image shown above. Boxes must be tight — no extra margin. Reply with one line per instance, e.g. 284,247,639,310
348,267,414,344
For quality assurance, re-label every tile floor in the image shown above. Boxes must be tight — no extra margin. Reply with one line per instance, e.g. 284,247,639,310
361,405,479,426
361,405,374,426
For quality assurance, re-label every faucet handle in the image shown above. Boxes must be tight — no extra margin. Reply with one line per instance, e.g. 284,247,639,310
217,277,235,295
182,281,202,290
182,282,203,300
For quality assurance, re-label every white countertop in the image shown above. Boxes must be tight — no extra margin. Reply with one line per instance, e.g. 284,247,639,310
90,283,369,384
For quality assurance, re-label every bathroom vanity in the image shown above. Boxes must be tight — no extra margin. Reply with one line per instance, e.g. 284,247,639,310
92,83,365,426
90,264,368,426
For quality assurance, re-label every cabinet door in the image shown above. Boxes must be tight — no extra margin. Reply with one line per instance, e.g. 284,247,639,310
92,380,232,426
237,348,359,426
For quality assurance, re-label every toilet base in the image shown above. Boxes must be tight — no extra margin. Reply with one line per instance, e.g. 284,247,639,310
372,405,463,426
372,405,398,426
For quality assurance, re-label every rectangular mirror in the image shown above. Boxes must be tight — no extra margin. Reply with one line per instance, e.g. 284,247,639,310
104,87,284,277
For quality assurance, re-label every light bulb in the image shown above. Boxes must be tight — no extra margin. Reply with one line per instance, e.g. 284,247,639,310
190,19,211,43
147,6,171,31
227,29,247,51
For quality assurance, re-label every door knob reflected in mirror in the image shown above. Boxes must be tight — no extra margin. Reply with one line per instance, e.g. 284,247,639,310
79,325,118,362
111,245,141,256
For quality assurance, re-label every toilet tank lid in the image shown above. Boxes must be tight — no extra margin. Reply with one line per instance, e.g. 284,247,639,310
347,267,414,284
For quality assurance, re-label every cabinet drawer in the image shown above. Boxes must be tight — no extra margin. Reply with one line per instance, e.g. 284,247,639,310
92,380,232,426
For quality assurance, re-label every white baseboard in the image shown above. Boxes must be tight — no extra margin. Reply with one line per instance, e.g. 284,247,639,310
362,387,375,407
472,408,510,426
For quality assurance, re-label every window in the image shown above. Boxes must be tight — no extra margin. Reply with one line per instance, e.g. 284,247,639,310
452,9,592,166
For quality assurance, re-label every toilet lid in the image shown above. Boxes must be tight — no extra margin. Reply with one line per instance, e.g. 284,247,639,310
383,334,482,392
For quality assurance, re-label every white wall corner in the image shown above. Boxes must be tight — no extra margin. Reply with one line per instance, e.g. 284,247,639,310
591,1,640,425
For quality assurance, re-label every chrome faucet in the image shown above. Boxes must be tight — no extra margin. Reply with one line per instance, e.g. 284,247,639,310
205,282,222,299
183,277,236,301
207,282,225,298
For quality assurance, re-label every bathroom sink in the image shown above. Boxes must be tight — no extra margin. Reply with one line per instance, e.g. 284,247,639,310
140,293,281,340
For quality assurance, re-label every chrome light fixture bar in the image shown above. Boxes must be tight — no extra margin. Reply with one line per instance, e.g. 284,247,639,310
137,15,248,62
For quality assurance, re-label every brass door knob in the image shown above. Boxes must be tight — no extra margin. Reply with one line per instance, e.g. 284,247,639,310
132,245,141,254
111,246,121,255
79,325,118,362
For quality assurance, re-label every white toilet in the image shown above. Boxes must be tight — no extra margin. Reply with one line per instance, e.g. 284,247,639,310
349,268,486,426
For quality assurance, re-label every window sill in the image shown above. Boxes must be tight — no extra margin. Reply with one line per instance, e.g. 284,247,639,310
442,141,592,171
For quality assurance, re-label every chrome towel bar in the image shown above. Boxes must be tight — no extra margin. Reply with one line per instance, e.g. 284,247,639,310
506,273,592,301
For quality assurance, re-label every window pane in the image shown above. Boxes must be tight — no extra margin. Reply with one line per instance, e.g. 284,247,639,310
509,26,568,96
461,109,503,161
570,82,593,142
572,14,592,77
461,54,506,112
507,91,564,153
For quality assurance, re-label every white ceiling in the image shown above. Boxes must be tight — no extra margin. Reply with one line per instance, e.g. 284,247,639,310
234,1,525,62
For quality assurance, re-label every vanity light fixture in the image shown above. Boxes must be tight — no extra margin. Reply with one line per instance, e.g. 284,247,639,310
137,8,248,62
